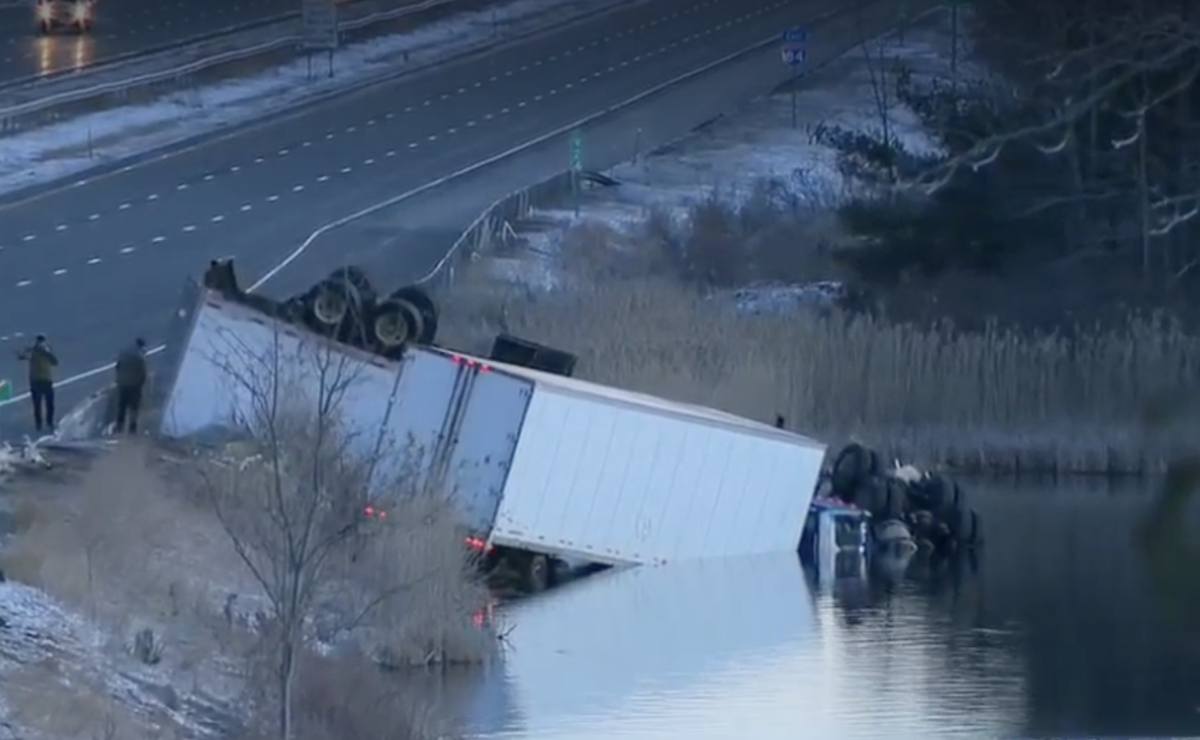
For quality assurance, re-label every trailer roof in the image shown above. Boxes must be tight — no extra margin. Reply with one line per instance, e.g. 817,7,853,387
423,346,825,450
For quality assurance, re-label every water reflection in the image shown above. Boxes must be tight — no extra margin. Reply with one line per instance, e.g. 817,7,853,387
466,553,1025,740
36,35,94,76
439,479,1200,739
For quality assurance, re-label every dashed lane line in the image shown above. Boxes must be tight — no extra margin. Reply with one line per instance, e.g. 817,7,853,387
0,0,797,291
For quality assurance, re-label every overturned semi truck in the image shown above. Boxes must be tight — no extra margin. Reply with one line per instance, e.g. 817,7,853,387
161,259,827,591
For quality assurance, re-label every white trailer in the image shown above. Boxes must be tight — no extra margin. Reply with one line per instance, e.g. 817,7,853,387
158,289,827,586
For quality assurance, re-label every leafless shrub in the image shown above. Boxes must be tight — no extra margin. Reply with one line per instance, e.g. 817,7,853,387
131,627,164,665
290,650,449,740
437,269,1200,475
194,319,493,739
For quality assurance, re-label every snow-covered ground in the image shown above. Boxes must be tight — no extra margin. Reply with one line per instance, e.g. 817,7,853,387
477,10,969,306
0,0,628,197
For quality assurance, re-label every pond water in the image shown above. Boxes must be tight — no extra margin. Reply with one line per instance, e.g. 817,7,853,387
439,479,1200,739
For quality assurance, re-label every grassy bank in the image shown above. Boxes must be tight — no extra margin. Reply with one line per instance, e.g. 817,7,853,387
0,440,492,739
437,271,1199,475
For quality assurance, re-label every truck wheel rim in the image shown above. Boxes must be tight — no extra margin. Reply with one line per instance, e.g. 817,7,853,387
373,312,408,347
312,291,345,325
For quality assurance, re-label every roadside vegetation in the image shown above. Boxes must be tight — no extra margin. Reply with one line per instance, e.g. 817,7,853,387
438,247,1199,474
432,0,1200,475
0,325,493,740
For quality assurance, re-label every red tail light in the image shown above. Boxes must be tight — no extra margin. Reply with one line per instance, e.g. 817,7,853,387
464,536,488,550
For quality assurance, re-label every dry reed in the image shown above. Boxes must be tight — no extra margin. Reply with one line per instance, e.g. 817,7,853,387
436,270,1200,475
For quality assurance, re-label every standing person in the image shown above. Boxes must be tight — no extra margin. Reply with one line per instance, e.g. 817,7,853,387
114,338,148,434
16,335,57,433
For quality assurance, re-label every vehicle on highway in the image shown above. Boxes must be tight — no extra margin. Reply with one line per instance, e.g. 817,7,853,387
160,260,827,593
34,0,93,34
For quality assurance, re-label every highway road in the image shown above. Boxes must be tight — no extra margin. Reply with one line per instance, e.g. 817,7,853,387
0,0,897,433
0,0,294,84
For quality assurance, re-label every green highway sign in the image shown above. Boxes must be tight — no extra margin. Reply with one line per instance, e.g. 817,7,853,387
0,379,11,402
570,130,583,171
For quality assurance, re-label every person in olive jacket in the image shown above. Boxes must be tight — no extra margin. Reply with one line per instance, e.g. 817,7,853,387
16,334,58,432
114,338,148,434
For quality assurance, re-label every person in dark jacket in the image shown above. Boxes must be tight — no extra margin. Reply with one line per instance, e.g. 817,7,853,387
114,338,148,433
16,334,57,432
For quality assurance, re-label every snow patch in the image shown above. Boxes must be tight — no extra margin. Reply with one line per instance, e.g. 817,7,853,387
479,17,962,298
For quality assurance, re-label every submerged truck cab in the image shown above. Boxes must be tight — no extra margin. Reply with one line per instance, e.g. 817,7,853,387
799,498,871,582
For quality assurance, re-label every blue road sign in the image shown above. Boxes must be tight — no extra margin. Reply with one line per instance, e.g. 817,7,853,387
781,27,806,66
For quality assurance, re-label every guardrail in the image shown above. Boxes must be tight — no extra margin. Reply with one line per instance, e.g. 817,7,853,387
415,2,941,291
0,0,460,124
416,171,575,290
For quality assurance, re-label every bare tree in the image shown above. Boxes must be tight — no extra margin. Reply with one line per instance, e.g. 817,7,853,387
194,318,495,739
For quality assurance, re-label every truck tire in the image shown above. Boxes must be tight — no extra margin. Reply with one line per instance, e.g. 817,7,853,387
389,286,439,345
369,298,421,357
525,554,551,593
307,267,374,340
830,443,879,500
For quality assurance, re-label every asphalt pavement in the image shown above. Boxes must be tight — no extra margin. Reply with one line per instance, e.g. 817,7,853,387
0,0,890,433
0,0,294,84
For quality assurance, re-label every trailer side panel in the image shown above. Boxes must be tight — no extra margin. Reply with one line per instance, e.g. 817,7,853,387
160,297,403,483
491,385,823,565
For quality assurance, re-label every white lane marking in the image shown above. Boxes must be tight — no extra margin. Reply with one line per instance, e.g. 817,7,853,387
151,236,165,243
147,194,158,200
22,235,34,241
52,269,67,276
317,175,330,182
55,224,67,231
120,246,135,254
241,204,252,211
15,280,31,287
267,195,279,201
88,214,99,220
182,225,196,232
119,203,131,210
212,215,225,222
293,185,304,192
0,17,839,408
87,258,102,264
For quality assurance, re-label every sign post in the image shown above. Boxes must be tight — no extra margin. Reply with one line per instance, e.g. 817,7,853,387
0,379,11,439
781,28,807,129
570,129,583,216
945,0,964,78
301,0,339,79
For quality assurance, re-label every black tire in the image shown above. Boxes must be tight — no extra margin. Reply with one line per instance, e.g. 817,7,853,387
908,474,947,512
306,267,375,342
389,285,439,344
830,443,879,498
851,477,882,511
370,298,422,357
525,554,550,593
949,508,982,547
882,477,908,519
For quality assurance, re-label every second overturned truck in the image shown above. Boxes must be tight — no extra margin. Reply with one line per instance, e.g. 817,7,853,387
156,261,827,590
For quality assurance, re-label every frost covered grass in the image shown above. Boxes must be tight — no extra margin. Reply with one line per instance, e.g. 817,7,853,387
0,438,492,739
437,266,1200,475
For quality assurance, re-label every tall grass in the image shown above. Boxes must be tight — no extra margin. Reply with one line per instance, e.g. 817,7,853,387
437,272,1200,475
